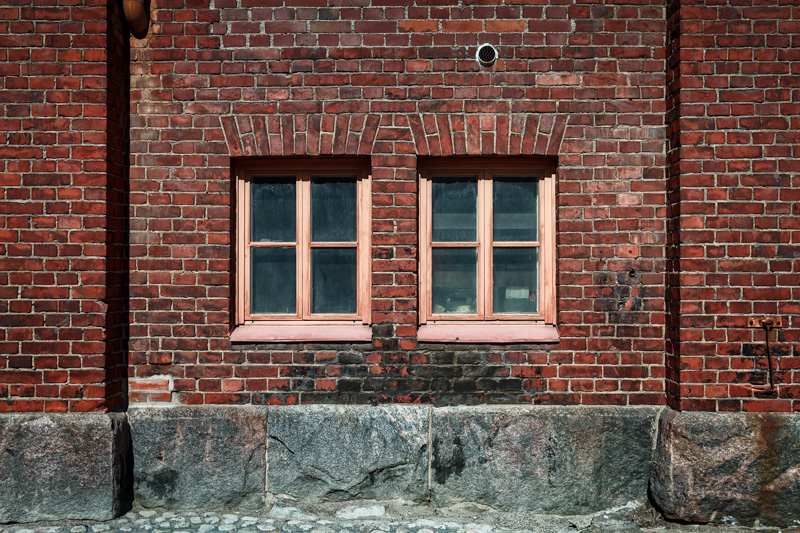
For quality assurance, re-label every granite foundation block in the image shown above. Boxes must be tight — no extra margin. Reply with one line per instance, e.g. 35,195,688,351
267,405,429,502
128,406,267,510
429,406,660,514
649,408,800,527
0,412,131,523
8,405,800,526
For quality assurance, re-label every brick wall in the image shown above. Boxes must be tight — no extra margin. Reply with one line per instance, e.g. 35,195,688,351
0,0,129,411
126,0,668,406
666,0,800,412
1,0,798,412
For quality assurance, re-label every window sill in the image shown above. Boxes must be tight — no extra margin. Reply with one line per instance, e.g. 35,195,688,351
417,323,559,344
230,324,372,343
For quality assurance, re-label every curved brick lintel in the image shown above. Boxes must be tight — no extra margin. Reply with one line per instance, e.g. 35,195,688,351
221,113,568,158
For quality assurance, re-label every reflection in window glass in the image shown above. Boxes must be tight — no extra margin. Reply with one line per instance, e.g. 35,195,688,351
311,177,357,242
431,247,477,314
493,178,538,242
493,247,538,314
432,178,477,242
251,247,296,314
311,248,357,314
251,178,296,242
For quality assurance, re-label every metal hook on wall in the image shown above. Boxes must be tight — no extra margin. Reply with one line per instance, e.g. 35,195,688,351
747,317,783,393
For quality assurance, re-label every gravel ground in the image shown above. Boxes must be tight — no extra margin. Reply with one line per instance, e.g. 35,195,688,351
0,499,793,533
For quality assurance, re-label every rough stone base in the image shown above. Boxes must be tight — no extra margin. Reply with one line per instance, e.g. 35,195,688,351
0,412,131,523
430,406,660,513
129,405,660,514
128,406,267,510
268,405,429,502
649,408,800,527
11,405,799,525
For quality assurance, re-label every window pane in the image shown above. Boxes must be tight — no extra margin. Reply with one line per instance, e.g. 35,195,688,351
251,247,296,314
251,178,295,242
431,248,477,314
432,178,477,242
311,248,357,314
493,247,538,314
312,177,357,242
493,178,538,242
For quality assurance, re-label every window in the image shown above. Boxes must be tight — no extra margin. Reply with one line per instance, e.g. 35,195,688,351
418,159,557,343
232,160,371,342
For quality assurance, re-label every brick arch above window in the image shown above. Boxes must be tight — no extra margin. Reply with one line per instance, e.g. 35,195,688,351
221,113,569,158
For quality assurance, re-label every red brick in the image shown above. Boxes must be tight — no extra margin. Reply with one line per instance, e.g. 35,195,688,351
2,0,798,413
398,20,438,32
442,20,482,33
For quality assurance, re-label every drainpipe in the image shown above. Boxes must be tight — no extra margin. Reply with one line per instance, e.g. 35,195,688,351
123,0,150,38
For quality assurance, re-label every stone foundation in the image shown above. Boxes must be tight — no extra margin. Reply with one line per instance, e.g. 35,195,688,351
128,406,268,510
430,406,658,513
130,405,660,514
267,405,429,502
0,412,130,523
649,408,800,527
4,406,800,526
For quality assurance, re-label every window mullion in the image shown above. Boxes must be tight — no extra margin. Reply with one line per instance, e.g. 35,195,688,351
479,173,491,319
476,175,482,318
299,175,310,319
486,173,494,319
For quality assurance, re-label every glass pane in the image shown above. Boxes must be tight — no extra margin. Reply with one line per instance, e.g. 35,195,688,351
251,247,296,314
493,178,538,242
431,248,477,314
312,177,357,242
493,247,538,314
251,178,295,242
432,178,477,242
311,248,357,314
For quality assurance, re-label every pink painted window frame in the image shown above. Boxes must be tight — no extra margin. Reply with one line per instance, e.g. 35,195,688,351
232,159,371,342
418,159,557,342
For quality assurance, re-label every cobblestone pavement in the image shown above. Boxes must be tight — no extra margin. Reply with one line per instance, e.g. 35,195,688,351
0,501,792,533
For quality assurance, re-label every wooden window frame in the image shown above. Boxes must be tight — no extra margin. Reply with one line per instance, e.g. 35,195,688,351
418,159,558,343
231,159,372,342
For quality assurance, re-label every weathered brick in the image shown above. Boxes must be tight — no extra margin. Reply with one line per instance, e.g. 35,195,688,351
1,0,797,412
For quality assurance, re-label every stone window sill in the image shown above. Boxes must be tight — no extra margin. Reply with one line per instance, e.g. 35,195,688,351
230,324,372,343
417,323,559,344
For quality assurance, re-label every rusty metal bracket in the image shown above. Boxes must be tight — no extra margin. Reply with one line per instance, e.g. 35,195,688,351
747,317,783,328
747,317,783,392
